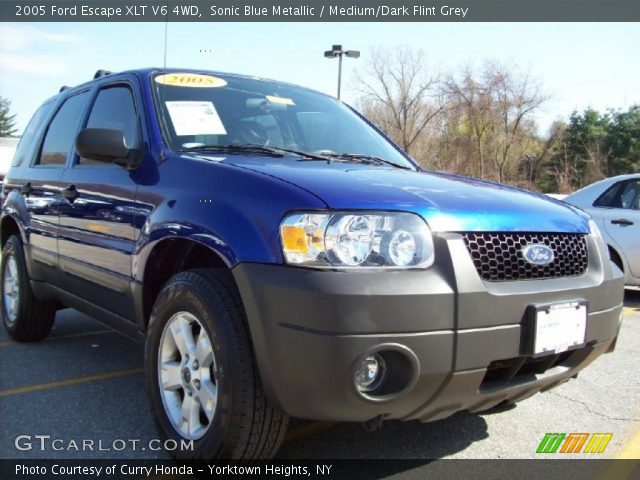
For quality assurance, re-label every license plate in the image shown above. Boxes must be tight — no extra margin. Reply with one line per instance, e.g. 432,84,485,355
533,301,587,356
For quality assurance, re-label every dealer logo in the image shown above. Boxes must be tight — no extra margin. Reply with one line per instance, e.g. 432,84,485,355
522,244,555,266
537,432,612,454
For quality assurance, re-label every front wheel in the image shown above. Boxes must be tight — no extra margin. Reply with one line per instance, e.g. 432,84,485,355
145,269,288,459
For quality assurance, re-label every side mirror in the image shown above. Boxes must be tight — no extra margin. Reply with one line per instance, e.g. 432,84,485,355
75,128,142,170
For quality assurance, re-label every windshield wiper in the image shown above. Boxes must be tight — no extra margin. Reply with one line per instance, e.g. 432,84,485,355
182,144,285,157
181,144,411,169
306,152,414,170
269,147,330,161
182,143,331,161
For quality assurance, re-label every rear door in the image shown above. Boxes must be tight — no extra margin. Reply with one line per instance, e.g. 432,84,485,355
57,81,145,320
592,178,640,277
11,92,91,284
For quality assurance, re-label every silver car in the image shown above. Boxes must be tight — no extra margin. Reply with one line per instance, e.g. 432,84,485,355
565,174,640,286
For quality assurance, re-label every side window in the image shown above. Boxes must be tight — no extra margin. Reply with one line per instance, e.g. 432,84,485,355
594,183,623,208
11,101,55,167
37,92,90,166
80,86,140,165
594,180,640,209
621,180,640,209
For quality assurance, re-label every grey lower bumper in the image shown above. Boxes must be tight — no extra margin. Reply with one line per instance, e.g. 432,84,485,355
232,233,624,422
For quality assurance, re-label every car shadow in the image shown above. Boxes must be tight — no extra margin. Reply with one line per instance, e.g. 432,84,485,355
278,410,488,468
624,287,640,309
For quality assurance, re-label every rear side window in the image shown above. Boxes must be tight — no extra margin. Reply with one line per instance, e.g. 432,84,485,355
37,91,90,166
594,179,640,209
11,101,54,167
80,86,140,165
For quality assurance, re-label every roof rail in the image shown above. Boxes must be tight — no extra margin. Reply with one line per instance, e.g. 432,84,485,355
59,86,70,93
94,69,112,79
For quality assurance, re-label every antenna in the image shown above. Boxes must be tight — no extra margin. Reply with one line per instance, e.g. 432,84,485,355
163,15,168,74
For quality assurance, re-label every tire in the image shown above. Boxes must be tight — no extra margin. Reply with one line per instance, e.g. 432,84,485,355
145,268,289,459
1,235,55,341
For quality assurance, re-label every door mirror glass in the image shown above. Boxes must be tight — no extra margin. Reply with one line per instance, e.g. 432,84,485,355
76,128,140,169
78,85,143,169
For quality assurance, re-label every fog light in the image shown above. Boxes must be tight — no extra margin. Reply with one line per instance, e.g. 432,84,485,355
355,354,386,393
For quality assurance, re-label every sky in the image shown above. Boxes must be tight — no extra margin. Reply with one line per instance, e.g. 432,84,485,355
0,21,639,134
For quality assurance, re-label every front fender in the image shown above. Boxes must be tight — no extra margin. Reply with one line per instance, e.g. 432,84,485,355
132,157,328,281
132,197,303,282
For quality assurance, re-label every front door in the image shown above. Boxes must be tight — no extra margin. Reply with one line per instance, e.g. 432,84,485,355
57,82,145,320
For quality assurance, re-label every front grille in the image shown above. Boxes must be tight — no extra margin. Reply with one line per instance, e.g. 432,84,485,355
461,232,588,282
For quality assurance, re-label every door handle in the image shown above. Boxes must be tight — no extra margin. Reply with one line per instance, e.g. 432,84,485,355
611,218,634,226
61,185,80,201
20,182,33,196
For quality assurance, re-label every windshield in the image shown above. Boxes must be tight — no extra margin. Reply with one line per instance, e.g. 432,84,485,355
151,71,415,169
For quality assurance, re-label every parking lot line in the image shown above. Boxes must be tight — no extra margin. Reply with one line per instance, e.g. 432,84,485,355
0,367,144,398
617,425,640,459
600,427,640,479
0,329,115,348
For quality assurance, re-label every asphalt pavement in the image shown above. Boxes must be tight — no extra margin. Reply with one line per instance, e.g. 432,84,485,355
0,290,638,463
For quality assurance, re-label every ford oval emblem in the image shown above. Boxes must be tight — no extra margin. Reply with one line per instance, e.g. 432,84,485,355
522,244,555,266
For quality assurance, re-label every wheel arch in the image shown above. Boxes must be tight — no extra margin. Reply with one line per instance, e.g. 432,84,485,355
137,234,236,329
607,243,625,274
0,214,23,249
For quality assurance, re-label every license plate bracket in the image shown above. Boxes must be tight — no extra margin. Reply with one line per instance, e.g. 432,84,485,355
527,301,588,358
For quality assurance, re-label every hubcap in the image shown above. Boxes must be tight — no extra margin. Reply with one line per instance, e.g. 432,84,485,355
158,311,218,440
2,255,19,324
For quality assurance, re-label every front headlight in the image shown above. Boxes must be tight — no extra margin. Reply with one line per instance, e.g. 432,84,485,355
280,211,434,269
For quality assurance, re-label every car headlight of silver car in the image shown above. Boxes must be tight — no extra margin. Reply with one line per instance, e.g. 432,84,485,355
280,211,434,269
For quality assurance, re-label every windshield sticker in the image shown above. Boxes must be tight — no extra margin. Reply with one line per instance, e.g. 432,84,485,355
266,95,295,106
155,73,227,88
165,101,227,136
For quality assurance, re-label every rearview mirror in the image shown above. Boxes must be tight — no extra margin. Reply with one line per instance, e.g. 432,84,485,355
75,128,142,170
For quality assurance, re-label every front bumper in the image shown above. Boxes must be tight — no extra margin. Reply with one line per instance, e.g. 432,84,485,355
232,232,624,422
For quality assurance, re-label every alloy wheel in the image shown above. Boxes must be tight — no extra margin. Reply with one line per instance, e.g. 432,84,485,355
157,311,218,440
2,255,19,325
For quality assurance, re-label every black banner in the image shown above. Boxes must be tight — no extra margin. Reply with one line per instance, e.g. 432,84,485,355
1,0,640,22
1,459,640,480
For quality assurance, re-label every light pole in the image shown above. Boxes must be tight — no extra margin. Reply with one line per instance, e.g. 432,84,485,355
324,44,360,100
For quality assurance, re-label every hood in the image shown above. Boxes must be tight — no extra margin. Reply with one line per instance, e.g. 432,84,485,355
200,155,590,233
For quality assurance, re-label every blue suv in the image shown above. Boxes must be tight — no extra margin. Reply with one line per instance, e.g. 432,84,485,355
0,69,624,459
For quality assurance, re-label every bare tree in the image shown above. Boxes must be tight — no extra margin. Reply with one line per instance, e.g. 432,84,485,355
485,62,550,183
355,46,444,159
524,120,565,186
354,50,554,187
444,67,495,178
554,141,581,194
